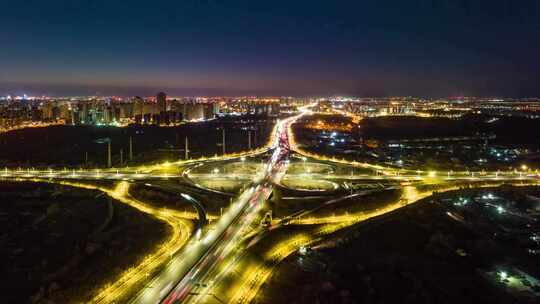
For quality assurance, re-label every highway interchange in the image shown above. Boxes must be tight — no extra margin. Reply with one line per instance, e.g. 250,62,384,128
1,106,539,303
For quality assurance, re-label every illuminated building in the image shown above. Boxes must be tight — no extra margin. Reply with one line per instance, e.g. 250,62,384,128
157,92,167,113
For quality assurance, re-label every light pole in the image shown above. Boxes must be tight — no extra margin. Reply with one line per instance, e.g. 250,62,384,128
521,164,528,178
129,136,133,161
107,140,112,168
185,136,189,160
222,128,226,155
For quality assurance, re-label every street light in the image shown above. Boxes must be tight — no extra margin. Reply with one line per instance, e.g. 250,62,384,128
240,156,246,171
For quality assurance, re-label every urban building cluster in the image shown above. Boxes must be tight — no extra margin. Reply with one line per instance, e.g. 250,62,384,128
331,97,540,118
0,93,293,133
3,95,538,134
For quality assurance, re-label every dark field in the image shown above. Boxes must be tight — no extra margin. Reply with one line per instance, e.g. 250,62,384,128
362,115,540,145
293,114,540,170
260,186,540,304
0,182,168,303
0,116,274,168
296,113,540,145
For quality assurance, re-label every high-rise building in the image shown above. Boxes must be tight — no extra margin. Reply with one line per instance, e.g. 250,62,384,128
157,92,167,113
132,96,144,117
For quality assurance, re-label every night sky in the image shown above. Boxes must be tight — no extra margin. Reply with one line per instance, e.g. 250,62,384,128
1,0,539,97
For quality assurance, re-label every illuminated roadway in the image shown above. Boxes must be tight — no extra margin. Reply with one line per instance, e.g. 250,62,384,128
22,179,196,304
127,113,301,304
1,168,537,183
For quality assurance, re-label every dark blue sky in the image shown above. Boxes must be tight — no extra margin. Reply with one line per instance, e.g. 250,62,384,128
1,0,539,97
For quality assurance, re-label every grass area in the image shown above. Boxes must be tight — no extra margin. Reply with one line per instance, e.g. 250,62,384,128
281,177,338,191
286,162,335,174
195,178,247,193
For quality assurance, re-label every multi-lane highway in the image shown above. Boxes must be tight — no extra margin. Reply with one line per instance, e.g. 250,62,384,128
127,114,300,304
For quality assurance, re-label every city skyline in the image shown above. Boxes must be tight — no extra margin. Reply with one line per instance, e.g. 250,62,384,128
1,1,540,97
